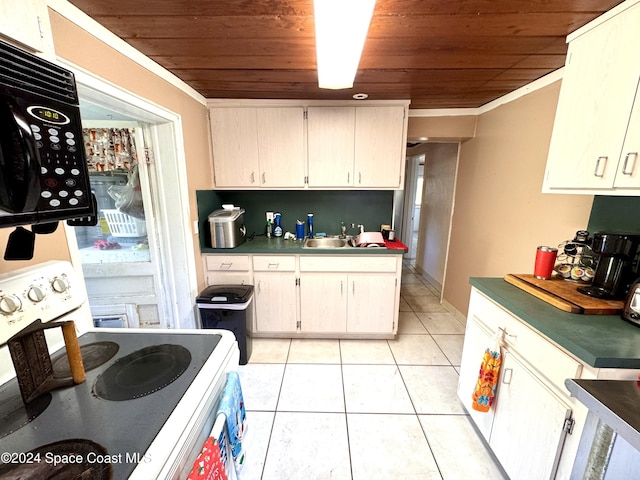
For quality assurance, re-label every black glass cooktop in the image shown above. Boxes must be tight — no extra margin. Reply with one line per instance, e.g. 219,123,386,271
0,331,221,479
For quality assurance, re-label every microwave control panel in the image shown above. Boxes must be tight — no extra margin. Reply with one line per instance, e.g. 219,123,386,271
24,102,91,212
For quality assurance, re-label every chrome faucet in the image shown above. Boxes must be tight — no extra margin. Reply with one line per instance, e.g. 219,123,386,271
339,222,363,238
339,222,348,239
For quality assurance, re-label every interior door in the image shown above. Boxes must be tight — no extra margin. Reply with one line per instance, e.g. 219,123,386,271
76,121,170,328
489,350,572,480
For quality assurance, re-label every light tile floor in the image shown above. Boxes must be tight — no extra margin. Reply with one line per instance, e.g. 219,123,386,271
237,262,508,480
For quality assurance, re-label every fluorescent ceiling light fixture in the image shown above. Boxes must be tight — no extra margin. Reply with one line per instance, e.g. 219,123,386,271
314,0,376,90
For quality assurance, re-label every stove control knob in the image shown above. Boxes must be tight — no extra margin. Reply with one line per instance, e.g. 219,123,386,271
51,277,69,293
0,294,22,315
28,285,46,303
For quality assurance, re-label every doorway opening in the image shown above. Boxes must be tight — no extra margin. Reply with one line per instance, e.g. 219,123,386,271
401,143,460,297
62,67,198,329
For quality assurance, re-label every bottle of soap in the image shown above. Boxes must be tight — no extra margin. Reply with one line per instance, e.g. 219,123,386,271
274,212,283,237
307,213,314,239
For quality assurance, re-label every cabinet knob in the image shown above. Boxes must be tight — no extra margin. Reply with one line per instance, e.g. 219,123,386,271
622,152,638,175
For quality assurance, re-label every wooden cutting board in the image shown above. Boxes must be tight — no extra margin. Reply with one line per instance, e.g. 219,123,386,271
504,274,624,314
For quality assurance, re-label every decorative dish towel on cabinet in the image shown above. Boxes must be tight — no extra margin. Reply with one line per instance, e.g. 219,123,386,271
471,331,503,412
217,371,247,475
186,436,228,480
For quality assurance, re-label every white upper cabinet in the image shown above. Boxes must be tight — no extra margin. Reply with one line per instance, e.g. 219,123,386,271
0,0,54,55
209,108,260,187
543,1,640,194
307,106,356,187
354,106,406,188
307,105,407,189
209,101,408,190
617,91,640,188
209,106,305,188
256,107,306,187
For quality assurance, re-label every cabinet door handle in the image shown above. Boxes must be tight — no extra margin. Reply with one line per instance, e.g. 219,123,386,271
251,172,256,183
268,263,279,269
502,368,513,385
257,280,261,294
347,172,350,184
358,172,362,184
341,280,343,295
352,281,355,295
622,152,638,175
262,173,266,184
593,156,607,177
220,263,232,270
498,326,517,341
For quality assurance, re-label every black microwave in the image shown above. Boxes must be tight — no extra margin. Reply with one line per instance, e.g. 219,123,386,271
0,39,95,228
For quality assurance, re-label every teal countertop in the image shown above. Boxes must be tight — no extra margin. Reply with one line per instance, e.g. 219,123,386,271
201,236,405,255
470,278,640,369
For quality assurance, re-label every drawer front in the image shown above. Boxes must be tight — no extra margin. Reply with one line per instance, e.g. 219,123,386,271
205,272,252,286
253,255,296,272
300,255,398,272
204,255,251,271
469,289,582,392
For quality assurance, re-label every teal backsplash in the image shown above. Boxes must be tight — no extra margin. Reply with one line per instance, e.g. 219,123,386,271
587,196,640,234
197,190,395,249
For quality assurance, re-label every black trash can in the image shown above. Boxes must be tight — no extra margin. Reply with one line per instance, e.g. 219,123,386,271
196,285,253,365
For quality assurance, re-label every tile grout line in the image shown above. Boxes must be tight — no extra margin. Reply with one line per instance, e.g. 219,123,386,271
397,364,446,480
398,281,446,480
338,339,355,480
258,339,291,480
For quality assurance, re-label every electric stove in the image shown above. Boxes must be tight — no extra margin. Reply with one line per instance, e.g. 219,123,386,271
0,261,239,479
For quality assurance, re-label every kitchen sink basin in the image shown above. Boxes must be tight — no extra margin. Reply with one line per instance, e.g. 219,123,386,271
302,237,350,249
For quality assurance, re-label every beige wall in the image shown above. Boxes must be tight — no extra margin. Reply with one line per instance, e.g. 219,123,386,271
407,115,477,141
0,227,71,274
442,81,594,315
0,11,212,286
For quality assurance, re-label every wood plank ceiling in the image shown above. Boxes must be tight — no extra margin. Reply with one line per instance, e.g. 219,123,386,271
67,0,623,109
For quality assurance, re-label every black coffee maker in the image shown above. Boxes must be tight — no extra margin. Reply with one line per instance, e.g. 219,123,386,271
577,232,640,300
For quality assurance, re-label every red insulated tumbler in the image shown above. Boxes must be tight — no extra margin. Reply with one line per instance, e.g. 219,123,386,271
534,246,558,280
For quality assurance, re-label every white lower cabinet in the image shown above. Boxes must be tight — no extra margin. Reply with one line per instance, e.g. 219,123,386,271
203,253,401,337
203,255,252,286
299,255,400,337
458,289,578,479
253,255,297,334
254,271,297,333
346,274,397,333
299,274,348,333
490,350,572,480
298,272,397,335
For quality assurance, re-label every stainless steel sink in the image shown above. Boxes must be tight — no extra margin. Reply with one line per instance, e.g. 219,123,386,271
302,237,350,249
